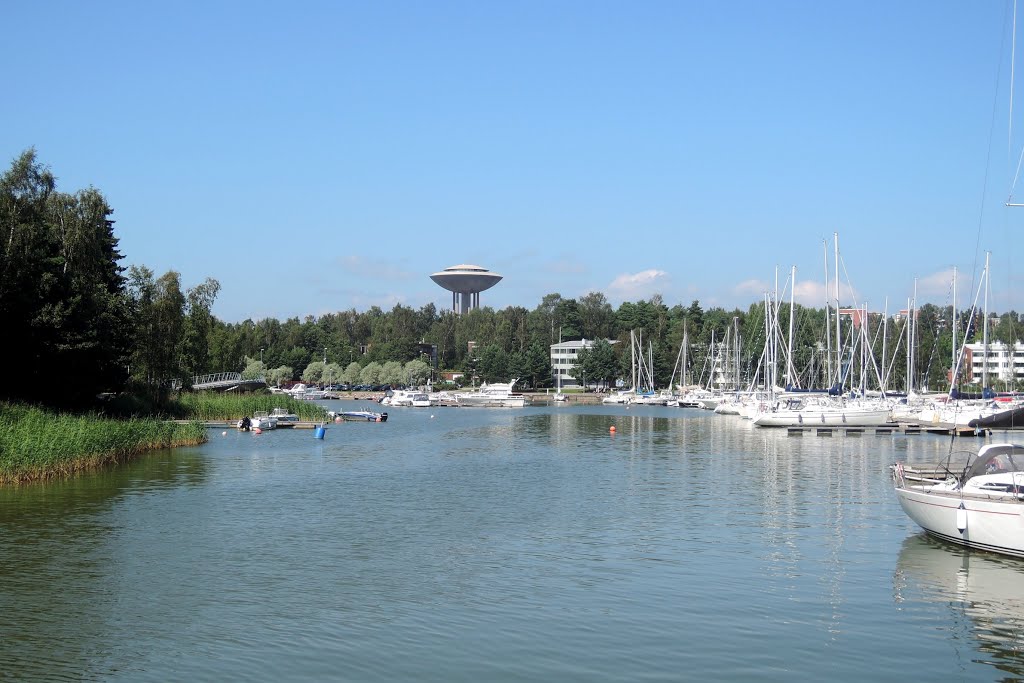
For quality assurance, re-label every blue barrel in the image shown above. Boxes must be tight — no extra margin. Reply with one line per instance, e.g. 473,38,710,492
314,425,326,440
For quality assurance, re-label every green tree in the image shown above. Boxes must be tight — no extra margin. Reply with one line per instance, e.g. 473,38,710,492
380,360,405,386
477,344,510,382
343,361,362,385
182,277,221,378
126,266,186,404
241,356,264,380
0,150,133,406
322,362,343,386
404,359,430,385
573,339,619,389
302,361,326,385
523,342,553,389
266,365,293,386
359,361,382,385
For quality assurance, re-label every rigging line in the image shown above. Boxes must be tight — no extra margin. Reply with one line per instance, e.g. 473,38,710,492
1011,0,1018,198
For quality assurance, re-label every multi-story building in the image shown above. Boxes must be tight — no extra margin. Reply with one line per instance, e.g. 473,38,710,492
550,339,602,389
964,341,1024,385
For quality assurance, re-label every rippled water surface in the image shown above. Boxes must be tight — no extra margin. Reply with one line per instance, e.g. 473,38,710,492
2,405,1023,682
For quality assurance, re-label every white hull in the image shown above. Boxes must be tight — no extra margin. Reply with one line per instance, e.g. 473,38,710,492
250,416,278,430
752,408,892,427
894,486,1024,558
455,379,527,408
456,396,528,408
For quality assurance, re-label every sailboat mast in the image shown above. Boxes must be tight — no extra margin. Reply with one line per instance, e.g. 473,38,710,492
909,294,917,395
823,239,832,387
787,265,796,389
834,233,841,390
983,252,990,390
949,267,956,385
882,298,889,393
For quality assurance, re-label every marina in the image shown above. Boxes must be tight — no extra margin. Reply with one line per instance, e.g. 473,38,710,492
4,405,1024,681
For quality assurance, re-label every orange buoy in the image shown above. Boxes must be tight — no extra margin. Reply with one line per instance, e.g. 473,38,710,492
609,425,616,433
254,428,262,435
335,416,342,423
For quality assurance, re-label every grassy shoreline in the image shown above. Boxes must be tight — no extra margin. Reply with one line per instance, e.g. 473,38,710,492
0,403,207,485
0,393,330,485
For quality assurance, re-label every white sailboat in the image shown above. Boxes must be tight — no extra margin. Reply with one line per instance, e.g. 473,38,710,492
893,443,1024,558
554,328,568,403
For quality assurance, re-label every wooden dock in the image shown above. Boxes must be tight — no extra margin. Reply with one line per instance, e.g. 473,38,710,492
176,420,326,430
785,424,989,437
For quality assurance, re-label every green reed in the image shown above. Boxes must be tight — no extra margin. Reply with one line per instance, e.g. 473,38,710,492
170,393,329,422
0,403,207,485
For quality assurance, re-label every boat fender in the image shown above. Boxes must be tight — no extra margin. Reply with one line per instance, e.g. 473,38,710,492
956,503,968,533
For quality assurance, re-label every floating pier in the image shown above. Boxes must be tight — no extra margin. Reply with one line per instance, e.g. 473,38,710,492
784,424,988,437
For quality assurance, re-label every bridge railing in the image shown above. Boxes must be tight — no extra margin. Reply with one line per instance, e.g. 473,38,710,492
193,372,243,385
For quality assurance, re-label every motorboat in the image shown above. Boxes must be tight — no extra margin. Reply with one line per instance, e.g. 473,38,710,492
455,379,528,407
892,443,1024,558
270,407,299,422
286,383,326,400
382,389,432,407
328,410,388,422
249,411,278,430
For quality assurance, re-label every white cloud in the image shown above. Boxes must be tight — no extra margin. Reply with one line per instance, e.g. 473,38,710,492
733,279,770,297
606,269,670,301
336,255,415,280
916,268,956,298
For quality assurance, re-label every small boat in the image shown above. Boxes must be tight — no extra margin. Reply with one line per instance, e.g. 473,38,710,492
270,407,299,422
328,410,388,422
249,411,278,430
892,443,1024,558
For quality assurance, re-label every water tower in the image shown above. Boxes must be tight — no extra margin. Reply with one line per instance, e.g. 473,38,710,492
430,264,502,314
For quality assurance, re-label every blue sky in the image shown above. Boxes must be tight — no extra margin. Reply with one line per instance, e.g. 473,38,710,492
5,1,1024,322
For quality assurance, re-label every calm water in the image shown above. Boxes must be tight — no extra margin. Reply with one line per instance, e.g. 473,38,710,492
2,405,1023,682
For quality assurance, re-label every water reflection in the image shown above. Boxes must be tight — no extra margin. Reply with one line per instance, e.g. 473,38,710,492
894,535,1024,681
0,446,211,680
3,407,1019,681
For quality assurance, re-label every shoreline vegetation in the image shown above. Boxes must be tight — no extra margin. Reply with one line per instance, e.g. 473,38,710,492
0,395,327,485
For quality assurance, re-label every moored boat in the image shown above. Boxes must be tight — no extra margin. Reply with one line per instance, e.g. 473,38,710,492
455,379,528,407
892,443,1024,558
249,411,278,430
751,396,893,427
328,410,388,422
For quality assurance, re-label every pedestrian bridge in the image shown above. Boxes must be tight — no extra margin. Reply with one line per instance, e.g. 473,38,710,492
191,372,266,391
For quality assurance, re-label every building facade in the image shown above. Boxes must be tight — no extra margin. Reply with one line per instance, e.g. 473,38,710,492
550,339,601,389
964,341,1024,386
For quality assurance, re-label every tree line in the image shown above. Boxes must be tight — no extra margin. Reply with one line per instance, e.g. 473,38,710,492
4,150,1021,410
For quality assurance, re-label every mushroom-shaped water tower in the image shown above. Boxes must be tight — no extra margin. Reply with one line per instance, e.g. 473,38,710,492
430,264,502,315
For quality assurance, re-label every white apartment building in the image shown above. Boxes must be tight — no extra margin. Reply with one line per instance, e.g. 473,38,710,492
550,339,602,389
965,341,1024,385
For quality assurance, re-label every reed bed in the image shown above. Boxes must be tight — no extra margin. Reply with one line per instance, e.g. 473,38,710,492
0,403,207,485
171,393,329,422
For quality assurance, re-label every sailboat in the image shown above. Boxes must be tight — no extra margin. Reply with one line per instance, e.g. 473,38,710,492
892,3,1024,559
554,328,568,402
553,365,568,403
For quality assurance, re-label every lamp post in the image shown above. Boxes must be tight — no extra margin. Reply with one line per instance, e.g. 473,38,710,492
260,348,264,364
324,347,327,364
